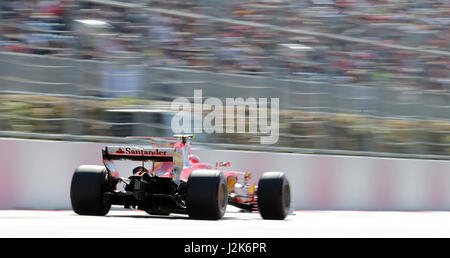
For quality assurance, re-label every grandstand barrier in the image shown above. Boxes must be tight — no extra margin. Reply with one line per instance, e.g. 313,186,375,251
1,51,449,120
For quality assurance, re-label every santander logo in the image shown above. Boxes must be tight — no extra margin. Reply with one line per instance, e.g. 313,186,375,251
124,147,167,156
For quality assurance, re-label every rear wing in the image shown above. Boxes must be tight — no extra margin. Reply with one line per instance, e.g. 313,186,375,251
103,146,179,162
102,145,186,184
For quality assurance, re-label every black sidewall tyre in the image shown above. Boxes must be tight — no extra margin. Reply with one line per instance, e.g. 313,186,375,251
70,165,111,216
257,172,291,220
186,170,228,220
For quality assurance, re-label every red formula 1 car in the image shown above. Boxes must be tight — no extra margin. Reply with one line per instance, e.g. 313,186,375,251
70,135,291,220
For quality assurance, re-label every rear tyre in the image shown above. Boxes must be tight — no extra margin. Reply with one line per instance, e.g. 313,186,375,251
70,165,111,216
257,172,291,220
186,170,228,220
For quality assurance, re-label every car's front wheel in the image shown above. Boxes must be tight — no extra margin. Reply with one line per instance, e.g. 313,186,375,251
257,172,291,220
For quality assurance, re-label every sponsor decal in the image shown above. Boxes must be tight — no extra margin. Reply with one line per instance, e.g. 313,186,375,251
125,148,167,156
112,147,168,156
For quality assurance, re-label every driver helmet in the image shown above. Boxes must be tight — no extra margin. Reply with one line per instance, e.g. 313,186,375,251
133,166,148,176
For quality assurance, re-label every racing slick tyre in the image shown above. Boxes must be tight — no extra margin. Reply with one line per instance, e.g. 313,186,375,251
70,165,111,216
186,170,228,220
257,172,291,220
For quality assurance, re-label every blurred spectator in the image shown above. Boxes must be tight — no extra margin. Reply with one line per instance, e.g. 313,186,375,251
0,0,448,90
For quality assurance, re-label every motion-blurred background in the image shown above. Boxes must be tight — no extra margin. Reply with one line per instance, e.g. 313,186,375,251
0,0,448,158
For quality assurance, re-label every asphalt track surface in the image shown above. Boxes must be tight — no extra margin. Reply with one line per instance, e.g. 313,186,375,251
2,207,450,237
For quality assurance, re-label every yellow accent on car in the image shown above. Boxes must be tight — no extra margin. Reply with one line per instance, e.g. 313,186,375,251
248,183,255,194
227,177,237,193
